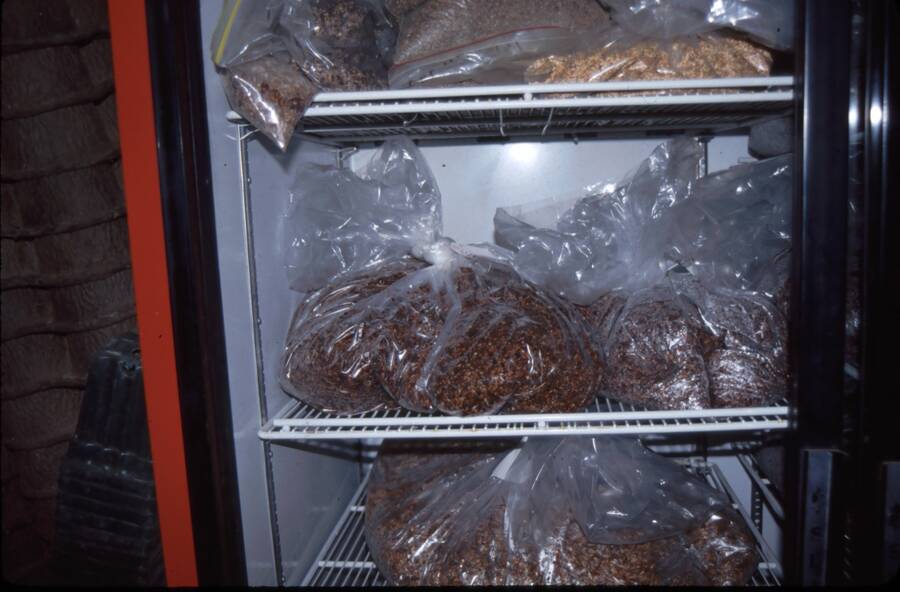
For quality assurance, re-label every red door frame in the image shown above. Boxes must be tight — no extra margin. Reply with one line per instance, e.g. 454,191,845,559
108,0,199,585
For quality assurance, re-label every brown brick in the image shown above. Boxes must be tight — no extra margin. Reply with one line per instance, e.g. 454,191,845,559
2,389,84,451
1,218,131,289
1,270,134,341
0,318,136,400
0,95,119,181
1,0,108,54
1,39,113,119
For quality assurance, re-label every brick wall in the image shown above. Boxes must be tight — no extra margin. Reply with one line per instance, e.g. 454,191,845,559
1,0,136,583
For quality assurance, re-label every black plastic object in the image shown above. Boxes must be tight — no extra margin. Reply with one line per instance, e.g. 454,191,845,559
748,116,793,158
51,332,165,586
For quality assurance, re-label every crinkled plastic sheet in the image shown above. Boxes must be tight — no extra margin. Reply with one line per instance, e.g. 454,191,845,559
283,137,442,293
365,437,759,585
211,0,395,149
495,136,705,306
386,0,610,88
496,139,789,410
525,28,772,85
664,153,793,292
603,0,794,51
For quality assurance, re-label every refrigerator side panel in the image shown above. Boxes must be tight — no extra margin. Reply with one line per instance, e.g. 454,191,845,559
244,134,363,585
199,2,276,584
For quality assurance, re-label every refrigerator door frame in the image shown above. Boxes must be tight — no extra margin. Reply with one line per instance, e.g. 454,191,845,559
109,0,247,586
854,0,900,582
111,0,892,585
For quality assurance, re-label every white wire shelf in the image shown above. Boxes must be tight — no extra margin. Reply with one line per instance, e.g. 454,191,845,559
228,76,794,142
260,396,789,442
301,459,782,587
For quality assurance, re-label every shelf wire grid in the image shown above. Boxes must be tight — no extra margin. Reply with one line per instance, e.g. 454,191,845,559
227,77,793,142
302,458,782,587
260,396,789,441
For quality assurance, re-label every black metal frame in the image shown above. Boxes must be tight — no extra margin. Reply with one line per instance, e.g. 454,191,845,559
785,0,852,585
144,0,247,585
853,0,900,583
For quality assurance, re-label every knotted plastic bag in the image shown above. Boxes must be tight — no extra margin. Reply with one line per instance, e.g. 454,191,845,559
283,137,442,292
281,140,600,415
365,437,759,585
495,139,789,409
211,0,395,149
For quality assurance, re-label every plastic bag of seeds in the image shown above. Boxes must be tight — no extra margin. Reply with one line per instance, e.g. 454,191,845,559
595,273,787,411
283,137,442,293
495,140,788,410
525,28,772,85
365,437,759,585
281,243,601,415
603,0,794,51
281,140,600,416
211,0,395,149
386,0,611,88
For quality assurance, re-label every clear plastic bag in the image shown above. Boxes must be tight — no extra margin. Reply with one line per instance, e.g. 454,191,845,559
598,281,718,410
663,153,793,292
220,53,318,151
387,0,610,88
496,139,789,409
586,277,787,412
281,245,600,415
281,139,599,416
365,437,759,585
526,28,772,85
283,138,442,293
211,0,395,149
603,0,794,51
495,136,705,305
671,273,788,407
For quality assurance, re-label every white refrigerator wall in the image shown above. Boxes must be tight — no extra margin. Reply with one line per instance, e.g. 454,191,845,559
351,135,750,244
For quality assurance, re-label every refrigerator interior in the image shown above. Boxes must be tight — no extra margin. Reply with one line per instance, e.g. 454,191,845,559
199,1,787,586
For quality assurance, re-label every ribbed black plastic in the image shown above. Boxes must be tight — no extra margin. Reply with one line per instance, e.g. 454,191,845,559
52,332,165,586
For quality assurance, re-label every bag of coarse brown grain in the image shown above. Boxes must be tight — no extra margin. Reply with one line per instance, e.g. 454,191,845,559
211,0,396,149
525,28,772,86
365,437,759,585
386,0,610,88
280,138,600,416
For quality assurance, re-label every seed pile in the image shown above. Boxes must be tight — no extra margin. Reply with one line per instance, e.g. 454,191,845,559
598,285,719,410
282,256,601,415
298,0,392,90
526,34,772,85
581,280,788,411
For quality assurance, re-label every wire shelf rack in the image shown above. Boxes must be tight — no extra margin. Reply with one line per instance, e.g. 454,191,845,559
301,459,782,587
260,396,789,441
228,77,794,142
